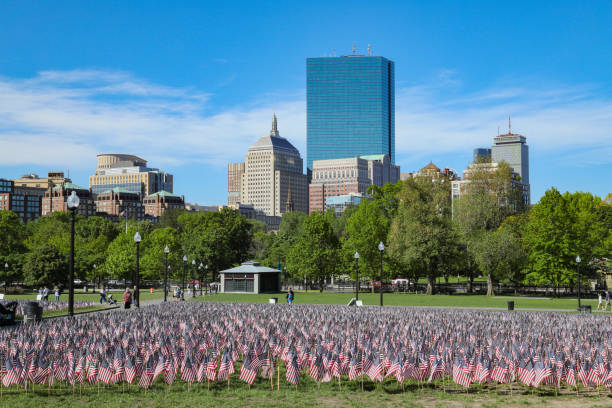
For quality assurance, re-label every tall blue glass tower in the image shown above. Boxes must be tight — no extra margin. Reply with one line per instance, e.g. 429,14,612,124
306,55,395,173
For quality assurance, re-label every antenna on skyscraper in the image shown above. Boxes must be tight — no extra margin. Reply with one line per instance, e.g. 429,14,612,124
497,126,500,136
368,44,372,56
508,115,512,134
352,43,356,55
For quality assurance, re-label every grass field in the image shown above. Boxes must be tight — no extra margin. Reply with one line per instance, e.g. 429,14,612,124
2,290,165,303
0,372,608,408
192,292,607,312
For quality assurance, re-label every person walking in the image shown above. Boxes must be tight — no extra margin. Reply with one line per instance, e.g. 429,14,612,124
597,291,604,310
605,289,610,311
53,285,60,301
99,285,107,304
286,288,294,305
123,288,132,309
42,286,49,301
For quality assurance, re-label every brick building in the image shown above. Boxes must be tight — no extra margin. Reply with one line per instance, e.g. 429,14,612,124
42,182,96,217
143,191,185,217
309,154,399,214
95,187,144,221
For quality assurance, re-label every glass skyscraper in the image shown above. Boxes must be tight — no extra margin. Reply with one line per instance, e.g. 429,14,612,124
306,55,395,173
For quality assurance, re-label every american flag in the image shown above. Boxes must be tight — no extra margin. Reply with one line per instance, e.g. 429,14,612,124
239,354,257,385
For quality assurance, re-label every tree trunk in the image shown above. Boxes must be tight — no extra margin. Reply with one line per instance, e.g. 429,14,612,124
486,274,494,296
426,268,435,295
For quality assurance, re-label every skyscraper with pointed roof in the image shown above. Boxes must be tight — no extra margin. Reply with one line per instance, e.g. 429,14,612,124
228,114,307,223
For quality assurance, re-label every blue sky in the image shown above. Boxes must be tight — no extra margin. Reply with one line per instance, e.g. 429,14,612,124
0,1,610,205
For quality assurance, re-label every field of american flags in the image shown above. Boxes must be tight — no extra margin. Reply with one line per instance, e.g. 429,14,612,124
0,302,610,407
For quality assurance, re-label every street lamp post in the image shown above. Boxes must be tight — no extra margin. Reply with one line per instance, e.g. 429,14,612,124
205,264,208,295
378,241,385,307
199,263,203,296
163,246,169,302
576,255,581,310
354,252,360,301
93,264,97,288
4,263,7,294
67,191,80,316
182,255,187,301
191,259,196,298
134,232,141,308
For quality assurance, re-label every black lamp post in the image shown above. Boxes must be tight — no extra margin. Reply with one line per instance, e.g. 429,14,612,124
576,255,581,310
163,246,169,302
205,264,208,295
378,241,385,307
93,264,97,289
191,259,196,298
354,252,360,301
182,255,187,301
67,191,80,316
134,232,141,308
4,263,8,294
199,263,203,296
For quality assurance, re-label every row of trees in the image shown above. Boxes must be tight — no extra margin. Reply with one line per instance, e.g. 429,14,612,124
0,160,610,295
0,208,254,289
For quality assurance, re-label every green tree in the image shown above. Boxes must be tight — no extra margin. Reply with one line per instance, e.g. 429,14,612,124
343,199,389,286
472,228,524,296
179,208,253,282
0,210,26,288
23,243,68,287
453,161,526,294
266,211,307,276
522,189,608,294
387,177,456,295
286,212,339,291
140,227,182,281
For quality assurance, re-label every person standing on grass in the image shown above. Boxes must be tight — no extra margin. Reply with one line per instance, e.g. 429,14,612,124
42,286,49,301
286,288,294,305
597,291,604,310
606,290,610,311
54,285,60,301
123,288,132,309
99,285,107,304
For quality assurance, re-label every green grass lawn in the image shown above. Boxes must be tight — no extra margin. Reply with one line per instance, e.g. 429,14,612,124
0,372,607,408
2,290,164,303
192,291,606,311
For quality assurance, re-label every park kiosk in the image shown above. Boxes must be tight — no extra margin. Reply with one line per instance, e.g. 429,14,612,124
219,261,280,294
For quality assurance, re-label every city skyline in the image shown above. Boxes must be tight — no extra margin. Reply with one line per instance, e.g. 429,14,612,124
1,2,611,205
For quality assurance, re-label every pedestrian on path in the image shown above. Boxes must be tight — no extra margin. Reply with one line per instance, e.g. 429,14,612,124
99,285,108,304
123,288,132,309
286,288,294,305
606,290,610,311
597,291,604,310
54,285,60,301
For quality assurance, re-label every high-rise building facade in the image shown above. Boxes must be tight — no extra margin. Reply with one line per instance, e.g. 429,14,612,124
232,114,308,224
491,119,530,204
227,162,245,206
89,154,173,198
0,179,43,223
306,53,395,173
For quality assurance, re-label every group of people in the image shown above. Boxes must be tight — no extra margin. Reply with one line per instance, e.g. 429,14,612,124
38,286,61,301
597,289,611,311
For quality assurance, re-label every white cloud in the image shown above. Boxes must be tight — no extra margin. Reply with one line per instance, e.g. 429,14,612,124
0,69,610,176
